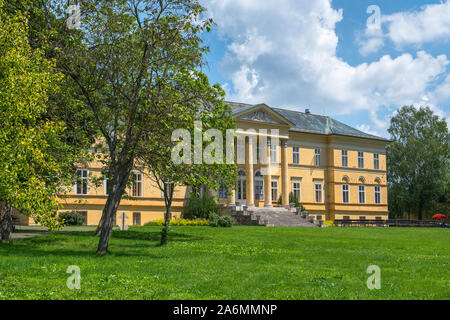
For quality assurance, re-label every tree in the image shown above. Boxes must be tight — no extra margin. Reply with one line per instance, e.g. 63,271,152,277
136,73,237,245
0,2,87,241
387,106,450,220
29,0,217,254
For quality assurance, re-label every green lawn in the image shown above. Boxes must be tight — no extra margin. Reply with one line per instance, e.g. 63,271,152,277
0,226,449,300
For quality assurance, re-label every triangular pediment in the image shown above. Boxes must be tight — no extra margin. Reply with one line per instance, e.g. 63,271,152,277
236,104,294,127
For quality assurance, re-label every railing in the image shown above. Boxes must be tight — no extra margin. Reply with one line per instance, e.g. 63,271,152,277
334,219,442,228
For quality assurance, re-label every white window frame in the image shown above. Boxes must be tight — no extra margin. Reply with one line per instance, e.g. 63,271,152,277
133,212,141,226
358,185,366,204
270,143,277,163
254,171,264,201
132,172,143,197
358,151,364,169
314,182,323,203
292,180,301,202
314,148,321,167
342,184,349,203
75,169,89,195
271,179,278,202
374,186,381,204
342,150,348,167
292,146,300,164
104,177,110,195
374,153,380,170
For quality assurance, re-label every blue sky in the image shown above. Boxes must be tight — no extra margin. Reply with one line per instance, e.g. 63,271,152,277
200,0,450,137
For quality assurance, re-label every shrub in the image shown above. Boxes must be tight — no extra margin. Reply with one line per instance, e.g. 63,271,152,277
324,220,335,227
209,214,233,228
182,192,220,220
145,219,209,227
58,211,85,226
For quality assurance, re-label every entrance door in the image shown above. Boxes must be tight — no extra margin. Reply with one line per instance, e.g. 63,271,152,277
237,170,246,205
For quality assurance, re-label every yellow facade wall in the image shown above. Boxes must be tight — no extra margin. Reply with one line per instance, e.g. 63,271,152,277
50,120,389,225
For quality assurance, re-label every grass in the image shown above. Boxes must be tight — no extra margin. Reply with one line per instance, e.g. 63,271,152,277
0,226,449,300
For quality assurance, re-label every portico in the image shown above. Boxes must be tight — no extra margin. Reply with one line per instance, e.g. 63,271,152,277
230,133,291,208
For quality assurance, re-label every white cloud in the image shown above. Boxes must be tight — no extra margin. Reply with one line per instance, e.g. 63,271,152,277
385,1,450,47
359,1,450,53
205,0,449,135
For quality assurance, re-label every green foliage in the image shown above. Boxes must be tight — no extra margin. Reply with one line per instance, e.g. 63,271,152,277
58,211,85,226
182,193,220,220
209,214,233,228
387,106,449,219
145,219,209,227
289,192,300,208
0,3,69,232
278,193,305,210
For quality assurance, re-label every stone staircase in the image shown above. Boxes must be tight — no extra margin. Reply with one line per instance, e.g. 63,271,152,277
226,206,319,227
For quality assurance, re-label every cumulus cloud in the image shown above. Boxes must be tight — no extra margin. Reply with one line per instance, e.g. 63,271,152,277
359,1,450,54
204,0,449,136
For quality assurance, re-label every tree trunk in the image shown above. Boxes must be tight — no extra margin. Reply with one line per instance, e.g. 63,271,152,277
160,182,174,246
96,165,132,255
0,201,14,243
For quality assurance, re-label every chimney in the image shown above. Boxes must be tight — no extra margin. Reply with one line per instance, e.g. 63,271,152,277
305,109,311,114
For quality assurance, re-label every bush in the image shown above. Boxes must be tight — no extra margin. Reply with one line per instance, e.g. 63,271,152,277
209,214,233,228
182,193,220,220
324,220,335,227
58,211,85,226
145,219,209,227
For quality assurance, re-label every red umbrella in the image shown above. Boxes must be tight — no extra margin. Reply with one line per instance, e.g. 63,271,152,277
432,214,447,220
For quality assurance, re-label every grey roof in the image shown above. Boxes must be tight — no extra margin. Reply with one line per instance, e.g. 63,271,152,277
227,101,389,141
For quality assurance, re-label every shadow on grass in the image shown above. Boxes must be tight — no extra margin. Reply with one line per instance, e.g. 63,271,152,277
0,229,206,258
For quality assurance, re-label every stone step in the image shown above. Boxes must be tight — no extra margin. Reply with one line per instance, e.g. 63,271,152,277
229,206,318,228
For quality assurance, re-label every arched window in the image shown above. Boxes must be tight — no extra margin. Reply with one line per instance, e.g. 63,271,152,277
255,171,264,201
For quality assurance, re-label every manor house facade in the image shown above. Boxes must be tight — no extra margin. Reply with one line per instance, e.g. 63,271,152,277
57,102,389,225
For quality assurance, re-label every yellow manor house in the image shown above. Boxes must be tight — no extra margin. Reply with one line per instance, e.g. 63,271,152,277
57,102,389,226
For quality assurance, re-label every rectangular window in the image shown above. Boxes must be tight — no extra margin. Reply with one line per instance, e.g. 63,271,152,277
359,216,366,220
256,139,262,164
293,146,300,164
77,211,87,225
317,215,323,221
315,148,321,166
375,217,382,221
270,143,277,163
342,150,348,167
358,152,364,169
314,183,323,203
342,184,349,203
218,187,228,199
374,153,380,170
374,186,381,204
104,177,112,195
343,216,350,220
255,180,264,201
271,180,278,202
133,212,141,226
292,181,301,202
359,185,366,204
132,172,143,197
76,169,89,195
